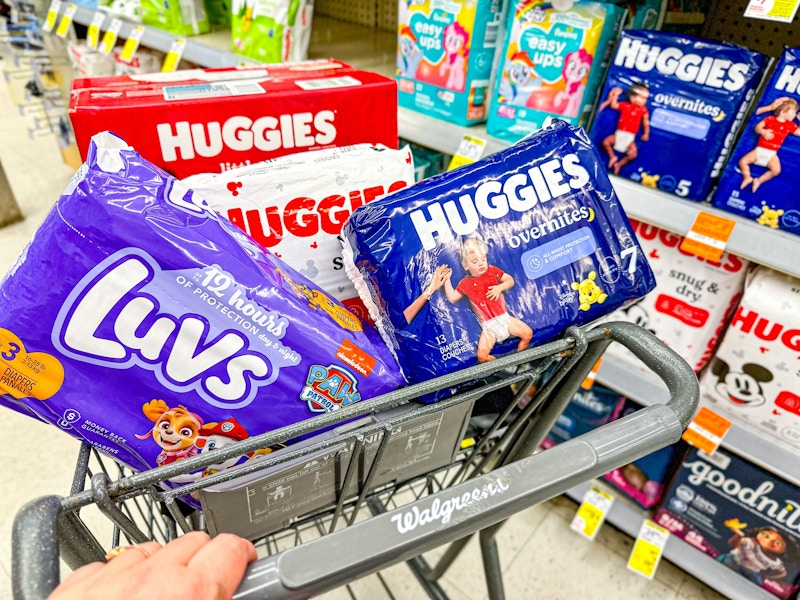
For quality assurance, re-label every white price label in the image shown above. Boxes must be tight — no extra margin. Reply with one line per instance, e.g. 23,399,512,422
119,25,145,63
98,18,123,54
161,38,187,72
447,135,487,171
570,486,614,541
42,0,61,32
627,519,670,580
86,11,106,49
55,3,77,37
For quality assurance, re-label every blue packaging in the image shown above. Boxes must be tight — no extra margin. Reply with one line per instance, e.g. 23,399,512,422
396,0,504,126
486,0,626,142
711,48,800,235
342,120,657,391
655,447,800,599
588,30,767,202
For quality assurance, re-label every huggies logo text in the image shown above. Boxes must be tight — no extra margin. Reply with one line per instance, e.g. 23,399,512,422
157,111,337,162
614,36,751,91
53,250,289,409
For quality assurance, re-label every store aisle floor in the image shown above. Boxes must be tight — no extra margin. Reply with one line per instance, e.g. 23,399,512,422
0,60,726,600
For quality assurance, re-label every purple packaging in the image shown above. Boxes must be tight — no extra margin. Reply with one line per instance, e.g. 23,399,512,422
655,447,800,599
341,119,656,393
711,48,800,235
0,132,404,489
588,30,767,202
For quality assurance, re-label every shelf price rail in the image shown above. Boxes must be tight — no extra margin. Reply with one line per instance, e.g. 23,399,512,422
12,322,699,600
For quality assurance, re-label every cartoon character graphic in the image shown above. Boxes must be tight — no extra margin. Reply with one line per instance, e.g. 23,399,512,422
398,24,424,79
599,82,651,175
277,268,362,332
572,271,608,311
711,358,773,407
738,97,800,193
718,521,799,586
554,48,593,118
439,21,469,92
498,51,542,107
443,238,533,362
620,300,656,335
640,172,660,189
756,205,785,229
135,399,203,466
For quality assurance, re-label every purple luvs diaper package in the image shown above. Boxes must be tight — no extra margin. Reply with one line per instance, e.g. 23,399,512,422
0,132,404,489
342,119,657,392
588,30,767,202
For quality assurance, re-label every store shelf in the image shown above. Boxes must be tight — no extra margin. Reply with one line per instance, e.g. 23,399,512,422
66,4,245,68
596,355,800,488
566,480,775,600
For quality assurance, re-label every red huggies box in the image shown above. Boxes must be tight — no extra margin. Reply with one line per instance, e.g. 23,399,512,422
68,59,399,179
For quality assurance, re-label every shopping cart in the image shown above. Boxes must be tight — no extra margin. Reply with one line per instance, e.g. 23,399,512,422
12,321,699,600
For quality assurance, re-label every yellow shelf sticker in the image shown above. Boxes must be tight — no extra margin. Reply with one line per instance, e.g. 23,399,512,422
162,39,187,72
570,485,614,541
86,11,107,49
447,135,486,171
628,519,670,580
98,18,124,55
42,0,61,32
119,25,145,63
55,3,77,38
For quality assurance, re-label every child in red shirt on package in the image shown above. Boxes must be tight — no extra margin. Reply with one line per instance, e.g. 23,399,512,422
738,97,800,192
444,238,533,363
599,82,651,175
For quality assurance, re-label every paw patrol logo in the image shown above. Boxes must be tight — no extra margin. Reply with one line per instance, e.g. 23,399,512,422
301,364,361,413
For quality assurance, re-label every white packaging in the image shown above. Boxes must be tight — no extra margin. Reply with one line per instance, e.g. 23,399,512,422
601,220,750,378
184,144,415,321
698,265,800,452
114,47,164,75
68,41,116,78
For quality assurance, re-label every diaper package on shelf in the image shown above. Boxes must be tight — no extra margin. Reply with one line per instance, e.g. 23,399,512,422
655,447,800,600
183,144,416,322
588,30,767,202
141,0,210,35
698,265,800,454
540,383,626,448
341,119,657,392
396,0,505,126
600,219,750,380
712,47,800,236
0,132,404,504
486,0,626,142
231,0,314,63
68,60,398,179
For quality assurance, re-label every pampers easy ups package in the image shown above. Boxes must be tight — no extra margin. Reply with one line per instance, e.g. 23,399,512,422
68,60,399,179
698,265,800,454
183,144,416,322
0,132,404,501
396,0,505,126
588,30,767,202
600,218,749,380
655,447,800,599
342,120,657,389
712,48,800,235
486,0,626,142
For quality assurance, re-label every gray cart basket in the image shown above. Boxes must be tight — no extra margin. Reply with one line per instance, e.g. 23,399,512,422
12,322,699,600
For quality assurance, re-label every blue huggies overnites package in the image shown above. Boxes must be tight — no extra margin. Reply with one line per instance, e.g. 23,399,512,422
711,48,800,235
588,30,767,202
397,0,504,126
342,120,657,392
486,0,626,142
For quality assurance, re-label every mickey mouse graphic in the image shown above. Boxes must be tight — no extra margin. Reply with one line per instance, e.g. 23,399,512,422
711,358,773,407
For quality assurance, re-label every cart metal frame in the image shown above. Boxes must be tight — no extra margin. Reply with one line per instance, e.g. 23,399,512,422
12,322,699,600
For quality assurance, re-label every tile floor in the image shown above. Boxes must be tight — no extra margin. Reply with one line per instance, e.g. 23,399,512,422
0,59,727,599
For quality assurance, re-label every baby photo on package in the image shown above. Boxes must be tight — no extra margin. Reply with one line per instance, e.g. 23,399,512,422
712,47,800,236
589,30,767,202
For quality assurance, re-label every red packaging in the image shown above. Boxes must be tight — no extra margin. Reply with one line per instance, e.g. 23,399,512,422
68,60,399,179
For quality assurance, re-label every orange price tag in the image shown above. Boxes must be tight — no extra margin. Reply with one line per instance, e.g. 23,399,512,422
679,211,736,263
682,406,732,454
581,357,603,390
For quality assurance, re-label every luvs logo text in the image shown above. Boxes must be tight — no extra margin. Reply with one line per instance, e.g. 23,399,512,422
53,249,275,409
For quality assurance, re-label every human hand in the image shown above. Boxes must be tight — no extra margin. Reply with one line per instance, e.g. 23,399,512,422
486,284,504,301
608,87,622,100
49,531,257,600
761,128,775,140
431,265,452,290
